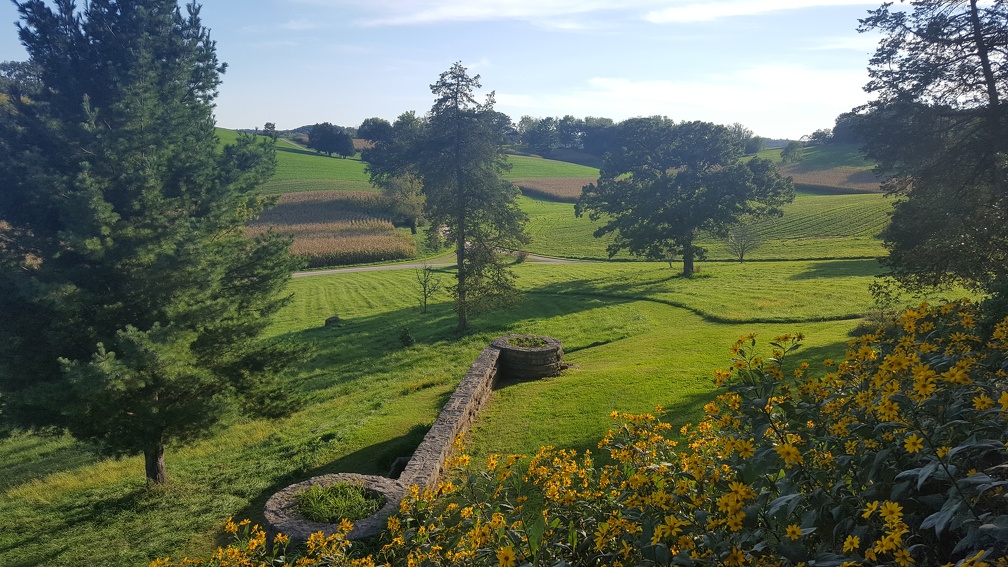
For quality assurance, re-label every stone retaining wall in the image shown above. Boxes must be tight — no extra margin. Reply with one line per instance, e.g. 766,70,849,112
265,336,561,542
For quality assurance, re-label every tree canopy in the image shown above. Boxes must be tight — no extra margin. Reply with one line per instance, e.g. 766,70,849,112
366,63,527,330
308,122,355,158
858,0,1008,295
0,0,305,484
577,117,793,276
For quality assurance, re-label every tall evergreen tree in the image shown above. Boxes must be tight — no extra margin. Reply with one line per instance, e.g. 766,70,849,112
367,63,527,330
0,0,305,484
858,0,1008,294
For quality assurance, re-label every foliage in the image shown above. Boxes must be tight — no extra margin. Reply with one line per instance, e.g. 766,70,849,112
384,302,1008,566
415,263,443,314
151,517,374,567
723,223,762,263
576,117,795,276
0,0,305,485
309,122,356,158
367,62,529,330
183,301,1008,566
505,335,547,348
295,483,384,523
780,141,805,164
857,0,1008,295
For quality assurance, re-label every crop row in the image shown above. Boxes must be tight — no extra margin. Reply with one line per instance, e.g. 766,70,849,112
513,177,594,202
247,191,416,267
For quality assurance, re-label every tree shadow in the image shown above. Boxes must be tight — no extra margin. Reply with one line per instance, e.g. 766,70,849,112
789,258,883,280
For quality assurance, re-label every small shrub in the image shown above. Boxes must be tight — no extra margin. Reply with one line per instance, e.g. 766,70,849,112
399,327,415,347
295,482,384,524
514,250,529,264
506,335,547,348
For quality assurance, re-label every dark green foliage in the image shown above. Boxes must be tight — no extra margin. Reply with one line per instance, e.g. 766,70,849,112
858,0,1008,294
367,63,528,331
780,140,805,163
576,117,794,276
308,122,355,158
399,327,416,347
0,0,306,484
357,117,393,145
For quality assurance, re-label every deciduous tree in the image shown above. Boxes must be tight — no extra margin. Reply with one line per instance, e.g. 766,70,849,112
0,0,305,484
577,117,793,277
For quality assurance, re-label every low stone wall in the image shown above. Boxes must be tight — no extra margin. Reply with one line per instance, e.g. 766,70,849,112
265,336,560,542
397,344,500,489
492,335,564,380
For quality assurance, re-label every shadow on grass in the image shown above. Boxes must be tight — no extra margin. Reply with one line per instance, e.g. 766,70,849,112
789,258,882,280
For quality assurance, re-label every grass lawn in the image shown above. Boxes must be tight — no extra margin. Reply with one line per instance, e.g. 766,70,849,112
0,257,884,566
504,154,600,180
521,189,893,261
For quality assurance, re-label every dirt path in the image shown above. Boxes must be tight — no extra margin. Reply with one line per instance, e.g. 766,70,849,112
292,254,582,278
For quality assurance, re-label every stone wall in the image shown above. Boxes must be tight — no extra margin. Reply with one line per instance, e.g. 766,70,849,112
265,336,562,541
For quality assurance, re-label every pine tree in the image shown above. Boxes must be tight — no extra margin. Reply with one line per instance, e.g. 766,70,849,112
0,0,305,484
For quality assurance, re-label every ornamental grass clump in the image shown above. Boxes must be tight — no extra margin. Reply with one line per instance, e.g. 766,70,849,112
295,482,384,524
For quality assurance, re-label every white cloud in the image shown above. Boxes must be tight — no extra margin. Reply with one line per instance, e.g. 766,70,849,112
645,0,877,23
281,19,324,31
495,64,870,138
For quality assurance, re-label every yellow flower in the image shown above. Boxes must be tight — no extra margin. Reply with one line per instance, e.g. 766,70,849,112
843,534,861,553
974,393,994,410
725,546,746,567
903,434,924,454
496,545,517,567
879,501,903,525
786,524,802,540
775,443,803,467
1000,391,1008,412
894,548,914,566
862,501,879,519
736,438,755,458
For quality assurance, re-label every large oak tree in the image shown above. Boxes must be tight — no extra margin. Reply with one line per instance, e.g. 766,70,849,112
576,117,793,276
0,0,305,484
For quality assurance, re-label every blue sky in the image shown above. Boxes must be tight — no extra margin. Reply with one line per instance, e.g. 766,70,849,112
0,1,885,139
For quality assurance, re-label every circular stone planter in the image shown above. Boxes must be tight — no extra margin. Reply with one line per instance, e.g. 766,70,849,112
265,473,403,542
492,334,564,380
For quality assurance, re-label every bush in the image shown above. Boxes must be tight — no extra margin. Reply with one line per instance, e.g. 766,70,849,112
157,301,1008,566
399,327,415,347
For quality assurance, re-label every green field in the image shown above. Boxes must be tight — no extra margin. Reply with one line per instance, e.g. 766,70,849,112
503,154,600,180
521,188,892,261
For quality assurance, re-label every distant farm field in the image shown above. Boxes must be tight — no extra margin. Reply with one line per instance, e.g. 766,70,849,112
248,191,415,267
521,188,892,261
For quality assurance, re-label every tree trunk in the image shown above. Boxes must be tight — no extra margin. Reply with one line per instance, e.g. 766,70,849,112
682,247,695,277
145,441,167,485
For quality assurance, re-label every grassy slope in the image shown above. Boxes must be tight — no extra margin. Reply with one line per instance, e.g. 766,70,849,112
0,133,902,566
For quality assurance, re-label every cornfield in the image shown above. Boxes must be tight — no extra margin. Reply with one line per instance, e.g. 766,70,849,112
513,177,596,202
248,191,417,268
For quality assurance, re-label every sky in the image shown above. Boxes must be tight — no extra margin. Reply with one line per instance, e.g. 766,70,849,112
0,0,886,140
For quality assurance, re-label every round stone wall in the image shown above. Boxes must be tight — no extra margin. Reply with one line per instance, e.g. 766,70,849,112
491,334,564,380
264,473,403,542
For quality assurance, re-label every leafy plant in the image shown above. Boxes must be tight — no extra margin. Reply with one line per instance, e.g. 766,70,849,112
506,335,547,348
295,482,384,524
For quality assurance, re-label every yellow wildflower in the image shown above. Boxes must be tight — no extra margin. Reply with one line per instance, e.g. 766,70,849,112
496,545,517,567
903,434,924,454
974,393,994,410
843,534,861,553
786,524,802,540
